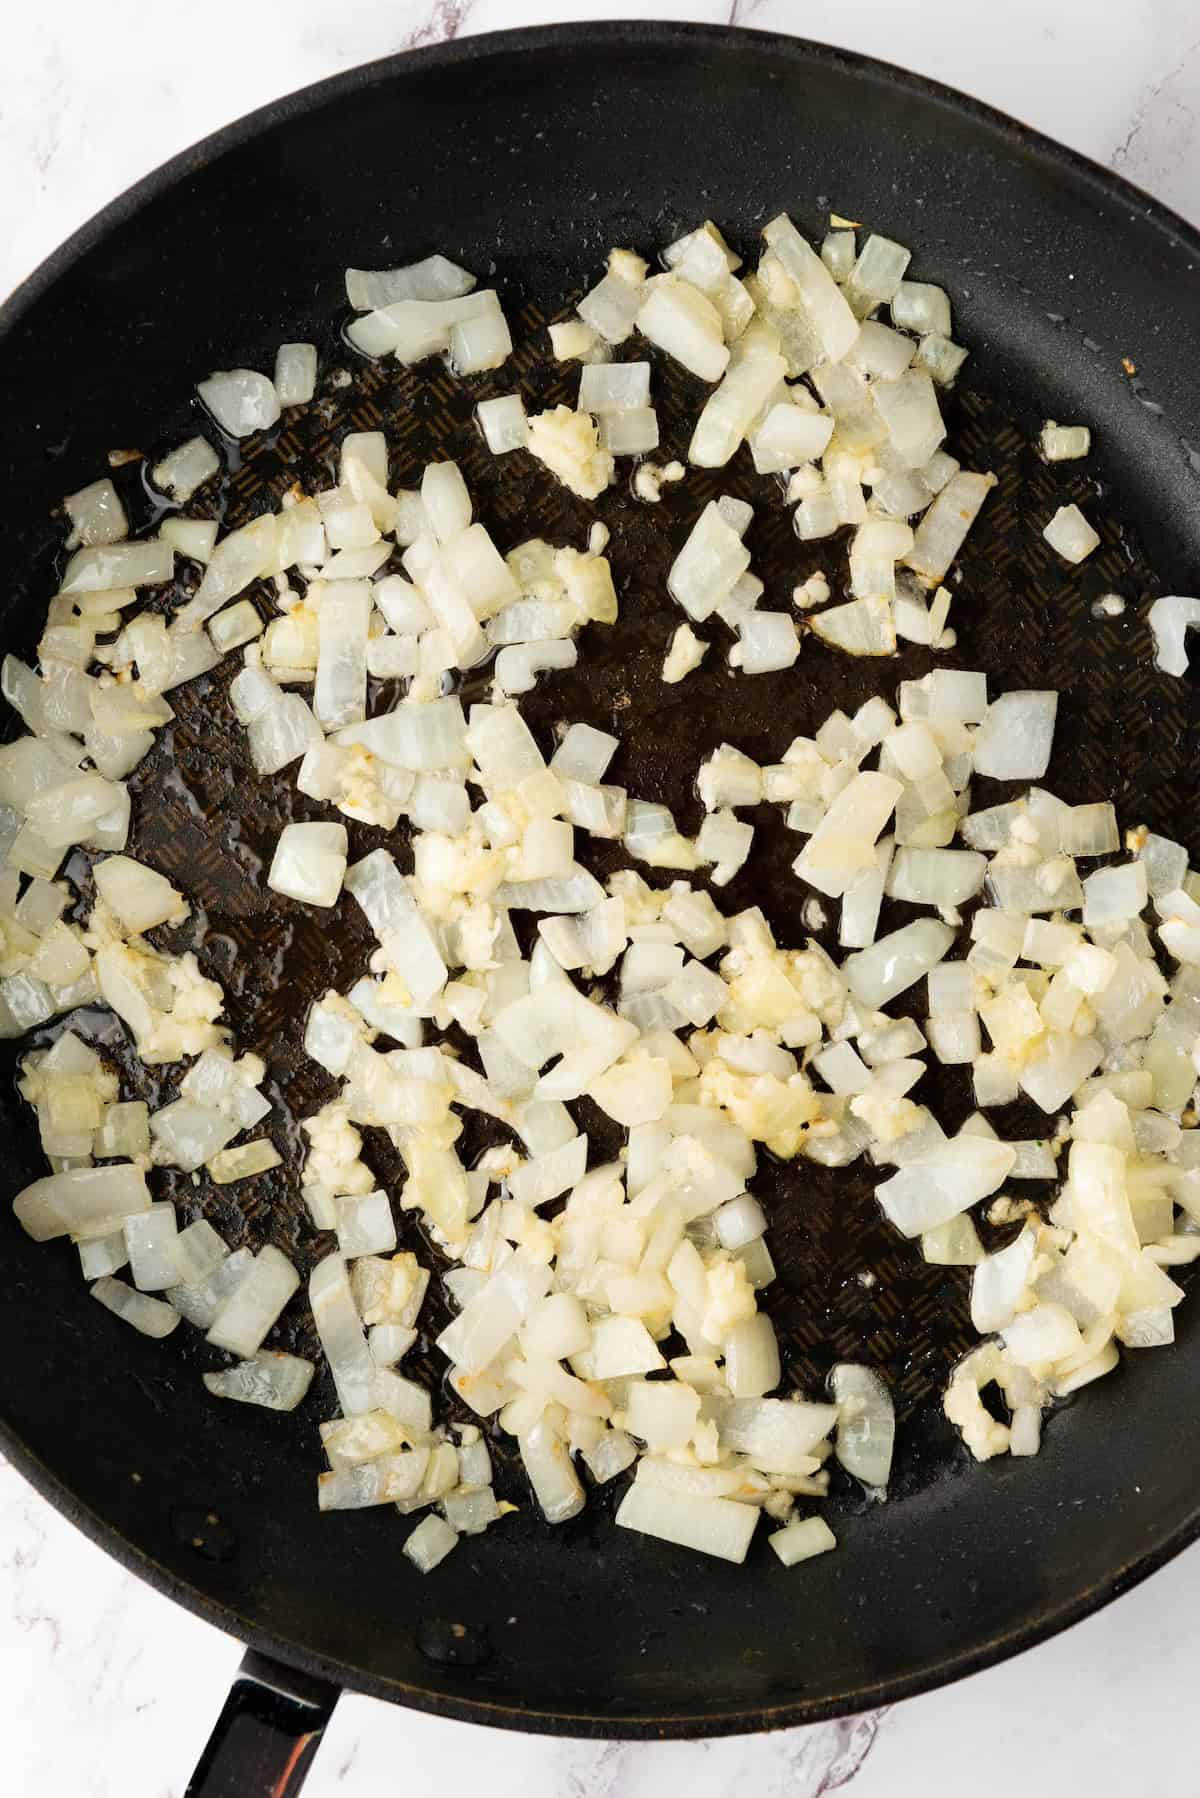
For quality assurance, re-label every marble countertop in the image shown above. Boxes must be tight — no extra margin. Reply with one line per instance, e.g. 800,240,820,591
3,3,1200,1794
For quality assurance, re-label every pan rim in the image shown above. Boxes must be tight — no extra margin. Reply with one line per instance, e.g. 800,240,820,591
2,18,1198,1739
5,18,1200,346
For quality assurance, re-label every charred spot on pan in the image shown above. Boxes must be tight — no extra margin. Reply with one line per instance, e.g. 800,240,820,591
171,1503,238,1563
416,1617,492,1668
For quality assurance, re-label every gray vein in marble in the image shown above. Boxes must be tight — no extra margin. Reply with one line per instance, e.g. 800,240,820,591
812,1711,888,1792
563,1739,627,1798
10,35,69,225
528,1711,888,1798
727,0,771,25
402,0,479,50
1110,31,1200,207
1113,32,1199,160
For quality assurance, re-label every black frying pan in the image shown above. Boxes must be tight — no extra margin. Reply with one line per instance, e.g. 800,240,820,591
2,23,1199,1796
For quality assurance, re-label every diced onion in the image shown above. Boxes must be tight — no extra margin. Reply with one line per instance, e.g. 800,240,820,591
197,369,281,438
205,1351,315,1410
1148,595,1200,677
769,1515,837,1566
92,1277,180,1339
5,212,1193,1583
274,343,318,407
1043,504,1100,564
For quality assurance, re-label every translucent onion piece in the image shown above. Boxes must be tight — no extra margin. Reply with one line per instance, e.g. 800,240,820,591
830,1363,895,1488
124,1205,182,1291
971,1228,1037,1332
718,1397,837,1470
1043,504,1099,564
689,344,787,468
274,343,318,407
637,276,729,382
404,1513,459,1572
204,1351,315,1411
346,255,476,311
94,854,189,934
209,1140,282,1185
268,821,348,908
973,691,1058,780
761,214,858,362
61,542,173,596
197,369,281,438
64,479,128,549
731,612,799,675
314,581,370,730
167,1246,254,1330
872,370,945,468
206,1245,300,1357
876,1137,1015,1236
15,1163,150,1241
808,595,896,657
905,472,995,582
579,362,652,413
794,772,901,898
478,394,529,454
92,1276,180,1339
843,919,956,1008
769,1516,837,1567
1148,595,1200,677
892,281,952,337
184,515,279,627
616,1477,759,1563
520,1415,586,1523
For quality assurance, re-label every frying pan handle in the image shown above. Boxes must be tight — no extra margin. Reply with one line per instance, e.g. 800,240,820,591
183,1649,340,1798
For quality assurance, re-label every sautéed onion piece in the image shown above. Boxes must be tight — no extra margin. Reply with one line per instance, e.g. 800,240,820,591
3,219,1196,1575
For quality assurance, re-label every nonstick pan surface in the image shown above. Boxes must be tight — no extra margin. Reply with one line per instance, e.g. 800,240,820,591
1,22,1199,1742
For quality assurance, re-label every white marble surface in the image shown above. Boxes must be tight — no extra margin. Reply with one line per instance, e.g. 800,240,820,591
3,3,1200,1794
